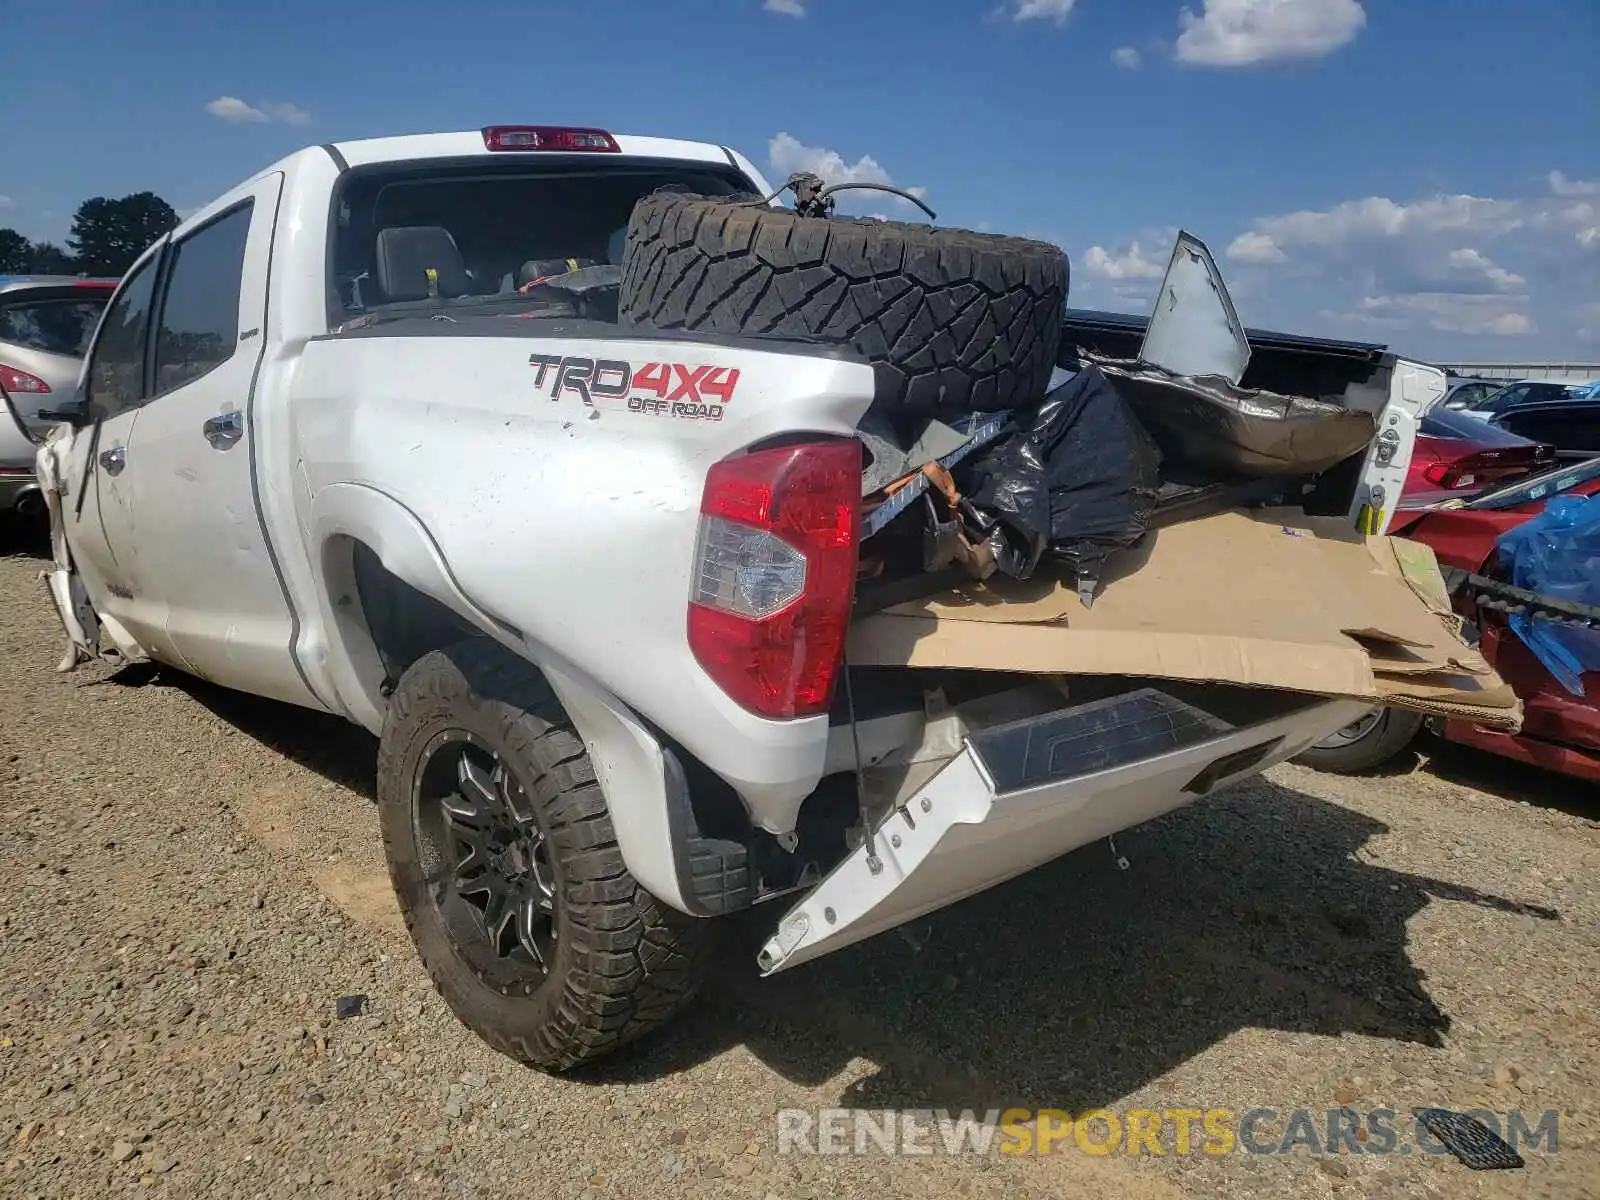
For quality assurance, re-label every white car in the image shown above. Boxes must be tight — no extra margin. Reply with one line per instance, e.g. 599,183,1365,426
16,125,1439,1070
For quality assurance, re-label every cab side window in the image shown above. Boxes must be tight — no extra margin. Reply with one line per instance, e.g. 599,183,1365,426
85,256,160,421
152,203,253,398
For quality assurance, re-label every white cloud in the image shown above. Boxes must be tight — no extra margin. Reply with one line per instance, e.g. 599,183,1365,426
1176,0,1365,67
1444,248,1525,294
1083,240,1165,281
207,97,267,123
206,96,311,126
1197,178,1596,354
260,101,312,127
1245,194,1596,261
1012,0,1076,24
1350,294,1534,338
1111,284,1156,309
1549,171,1600,198
1112,46,1142,68
1491,312,1535,335
763,0,806,16
1224,190,1595,301
1577,302,1600,343
1226,230,1286,263
768,132,926,213
0,194,14,210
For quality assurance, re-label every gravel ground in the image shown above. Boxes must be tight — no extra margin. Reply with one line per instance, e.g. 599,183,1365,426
1,535,1597,1199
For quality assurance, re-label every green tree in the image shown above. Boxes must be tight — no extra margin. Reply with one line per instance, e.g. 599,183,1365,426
68,192,178,275
28,242,78,274
0,228,29,274
1,231,82,275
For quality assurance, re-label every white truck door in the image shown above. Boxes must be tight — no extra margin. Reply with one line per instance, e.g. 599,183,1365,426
61,250,188,663
122,174,320,708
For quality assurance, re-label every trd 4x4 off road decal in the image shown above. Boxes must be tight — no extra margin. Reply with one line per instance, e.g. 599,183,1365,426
529,354,740,421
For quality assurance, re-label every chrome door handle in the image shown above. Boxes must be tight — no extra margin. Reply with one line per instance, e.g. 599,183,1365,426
203,410,243,449
99,446,126,475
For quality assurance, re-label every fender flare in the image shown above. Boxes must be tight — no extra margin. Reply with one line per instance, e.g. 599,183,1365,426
307,482,700,915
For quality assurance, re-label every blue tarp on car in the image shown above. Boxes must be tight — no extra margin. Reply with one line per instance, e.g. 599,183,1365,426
1495,493,1600,695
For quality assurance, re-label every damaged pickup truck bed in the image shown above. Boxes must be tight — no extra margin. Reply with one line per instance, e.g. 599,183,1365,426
15,125,1476,1071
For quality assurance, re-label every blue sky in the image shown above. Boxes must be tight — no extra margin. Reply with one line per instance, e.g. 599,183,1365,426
1,0,1595,361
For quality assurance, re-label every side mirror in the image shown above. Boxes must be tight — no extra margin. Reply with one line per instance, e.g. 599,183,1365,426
1443,398,1469,410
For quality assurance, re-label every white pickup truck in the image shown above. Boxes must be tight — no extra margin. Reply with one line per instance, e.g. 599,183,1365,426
12,125,1444,1071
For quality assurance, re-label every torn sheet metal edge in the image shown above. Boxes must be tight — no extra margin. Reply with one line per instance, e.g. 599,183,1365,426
1084,351,1352,420
862,410,1012,537
1138,230,1252,386
757,693,1372,974
33,429,146,670
857,414,971,496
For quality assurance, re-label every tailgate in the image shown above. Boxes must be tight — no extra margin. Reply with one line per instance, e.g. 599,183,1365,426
759,687,1370,973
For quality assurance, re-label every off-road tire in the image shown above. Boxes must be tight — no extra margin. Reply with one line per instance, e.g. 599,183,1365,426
376,639,713,1071
618,191,1069,417
1292,707,1426,774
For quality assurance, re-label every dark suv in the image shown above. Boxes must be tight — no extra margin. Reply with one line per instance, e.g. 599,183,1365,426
1465,379,1579,416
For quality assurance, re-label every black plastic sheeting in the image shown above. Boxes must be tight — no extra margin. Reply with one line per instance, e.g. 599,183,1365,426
955,364,1161,595
1087,354,1376,478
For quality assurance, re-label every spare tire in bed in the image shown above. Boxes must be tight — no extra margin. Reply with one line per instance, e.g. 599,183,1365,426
618,191,1069,418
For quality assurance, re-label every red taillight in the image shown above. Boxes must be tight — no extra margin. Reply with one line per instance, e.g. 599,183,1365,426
688,439,862,719
0,365,50,394
482,125,621,153
1419,441,1557,489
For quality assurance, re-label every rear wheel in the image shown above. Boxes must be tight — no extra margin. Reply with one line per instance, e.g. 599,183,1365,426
1293,706,1426,774
376,640,713,1071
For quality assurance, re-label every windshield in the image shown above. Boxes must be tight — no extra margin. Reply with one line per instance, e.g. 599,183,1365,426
328,159,755,324
0,296,109,357
1469,455,1600,510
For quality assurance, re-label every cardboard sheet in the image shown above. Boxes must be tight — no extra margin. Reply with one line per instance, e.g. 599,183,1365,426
1354,636,1491,678
1376,670,1519,710
849,508,1517,726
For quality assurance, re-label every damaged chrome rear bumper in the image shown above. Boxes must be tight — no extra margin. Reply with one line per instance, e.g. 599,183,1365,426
759,688,1370,973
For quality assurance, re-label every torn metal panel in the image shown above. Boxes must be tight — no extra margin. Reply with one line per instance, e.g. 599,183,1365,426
856,413,971,496
34,428,145,669
1139,230,1252,386
861,410,1011,538
759,691,1374,973
1089,353,1376,477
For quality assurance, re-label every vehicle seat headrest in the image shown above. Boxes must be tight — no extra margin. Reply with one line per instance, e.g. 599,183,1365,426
374,226,473,301
515,257,599,291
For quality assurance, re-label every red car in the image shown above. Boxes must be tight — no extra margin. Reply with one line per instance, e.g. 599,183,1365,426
1298,456,1600,782
1398,403,1556,512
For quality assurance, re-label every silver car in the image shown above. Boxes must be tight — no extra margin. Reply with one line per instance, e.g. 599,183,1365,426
0,276,117,516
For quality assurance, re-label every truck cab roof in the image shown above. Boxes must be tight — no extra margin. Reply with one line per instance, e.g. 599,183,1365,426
323,128,756,173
